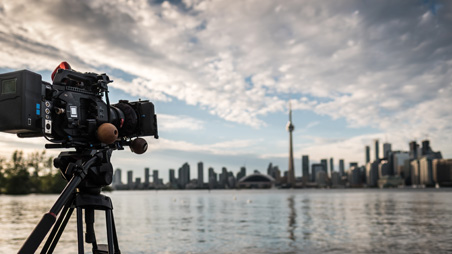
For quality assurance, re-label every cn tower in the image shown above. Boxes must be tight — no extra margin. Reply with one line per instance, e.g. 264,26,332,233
286,102,295,186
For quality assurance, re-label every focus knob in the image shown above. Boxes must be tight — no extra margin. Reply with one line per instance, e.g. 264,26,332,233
130,138,148,154
97,123,118,144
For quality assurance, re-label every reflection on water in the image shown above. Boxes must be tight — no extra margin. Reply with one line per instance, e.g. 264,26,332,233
1,189,452,253
287,195,296,242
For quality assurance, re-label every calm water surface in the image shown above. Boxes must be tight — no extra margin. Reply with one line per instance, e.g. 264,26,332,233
1,189,451,254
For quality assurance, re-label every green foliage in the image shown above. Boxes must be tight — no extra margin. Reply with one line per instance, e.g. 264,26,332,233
0,150,66,194
39,172,67,194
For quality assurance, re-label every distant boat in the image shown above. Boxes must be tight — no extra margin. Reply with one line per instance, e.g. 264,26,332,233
435,183,440,189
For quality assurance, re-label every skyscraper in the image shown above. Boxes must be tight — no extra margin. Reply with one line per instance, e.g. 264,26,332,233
169,169,176,185
286,103,295,186
409,141,419,159
365,146,370,164
311,163,325,182
113,168,122,186
197,162,204,188
178,163,190,189
320,159,328,175
383,143,392,159
208,167,217,188
153,170,159,186
144,167,150,186
219,167,228,188
374,139,380,162
329,158,334,174
302,155,309,181
339,159,345,176
127,170,133,188
237,166,246,181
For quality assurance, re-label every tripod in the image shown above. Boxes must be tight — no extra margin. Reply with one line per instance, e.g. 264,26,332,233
18,149,121,254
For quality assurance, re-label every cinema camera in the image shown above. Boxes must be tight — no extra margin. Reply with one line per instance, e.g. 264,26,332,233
0,62,159,253
0,62,158,151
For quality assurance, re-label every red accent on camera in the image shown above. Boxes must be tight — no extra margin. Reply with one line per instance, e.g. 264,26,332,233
51,62,72,81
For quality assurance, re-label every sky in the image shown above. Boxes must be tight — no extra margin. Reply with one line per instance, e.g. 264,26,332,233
0,0,451,183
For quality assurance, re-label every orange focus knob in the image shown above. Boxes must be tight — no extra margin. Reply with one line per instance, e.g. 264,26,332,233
97,123,118,144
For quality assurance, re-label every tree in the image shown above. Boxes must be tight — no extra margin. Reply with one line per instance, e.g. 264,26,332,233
4,151,31,194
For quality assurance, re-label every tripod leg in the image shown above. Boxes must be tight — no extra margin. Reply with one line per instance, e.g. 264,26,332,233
105,210,115,254
85,208,99,251
111,212,121,254
18,175,83,254
41,202,74,254
77,207,85,254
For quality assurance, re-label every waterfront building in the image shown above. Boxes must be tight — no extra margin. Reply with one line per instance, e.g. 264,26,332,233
208,167,217,188
392,151,410,176
366,161,379,187
331,171,342,187
316,170,327,187
236,166,246,182
365,146,370,164
219,167,229,188
302,155,309,184
433,159,452,186
178,163,190,189
349,162,358,169
311,163,325,182
419,157,434,186
228,172,236,188
135,177,141,189
339,159,345,176
359,166,367,184
374,139,380,162
198,162,204,188
286,103,295,186
379,160,390,177
153,170,159,187
320,159,328,176
144,167,150,186
237,166,246,182
348,166,362,187
410,160,420,185
113,168,122,186
169,169,176,185
409,141,419,160
237,172,275,189
127,170,133,189
267,163,281,184
329,158,334,174
411,140,443,186
383,143,392,159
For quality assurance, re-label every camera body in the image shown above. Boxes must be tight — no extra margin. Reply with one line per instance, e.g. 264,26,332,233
0,67,158,148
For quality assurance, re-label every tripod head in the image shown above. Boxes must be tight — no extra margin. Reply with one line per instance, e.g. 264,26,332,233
54,148,113,194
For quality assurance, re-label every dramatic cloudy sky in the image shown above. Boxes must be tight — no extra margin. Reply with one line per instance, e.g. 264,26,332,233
0,0,451,182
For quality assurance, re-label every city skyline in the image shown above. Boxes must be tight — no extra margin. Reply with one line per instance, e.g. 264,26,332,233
0,1,451,180
113,137,449,187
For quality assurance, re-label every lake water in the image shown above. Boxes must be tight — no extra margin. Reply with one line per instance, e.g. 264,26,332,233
1,189,451,254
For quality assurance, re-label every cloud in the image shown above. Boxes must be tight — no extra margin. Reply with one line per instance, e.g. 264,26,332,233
158,114,204,131
0,0,451,161
147,137,261,156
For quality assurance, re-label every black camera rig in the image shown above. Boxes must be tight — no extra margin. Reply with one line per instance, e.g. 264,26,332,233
0,62,159,253
0,62,158,150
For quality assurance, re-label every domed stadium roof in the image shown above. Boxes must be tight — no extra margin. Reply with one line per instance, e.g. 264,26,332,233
238,173,275,183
